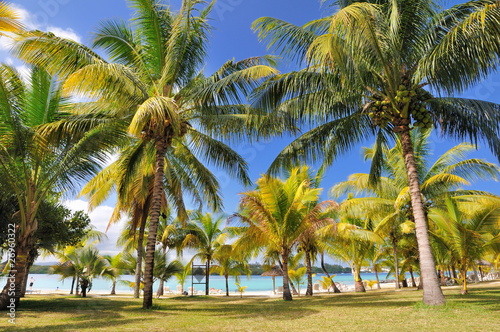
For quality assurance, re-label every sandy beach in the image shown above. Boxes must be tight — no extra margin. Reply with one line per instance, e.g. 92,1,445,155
28,280,400,297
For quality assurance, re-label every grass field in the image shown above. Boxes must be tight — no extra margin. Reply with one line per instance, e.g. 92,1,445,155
3,281,499,331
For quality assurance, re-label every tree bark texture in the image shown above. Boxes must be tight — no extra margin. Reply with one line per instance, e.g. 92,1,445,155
399,129,445,305
143,137,168,309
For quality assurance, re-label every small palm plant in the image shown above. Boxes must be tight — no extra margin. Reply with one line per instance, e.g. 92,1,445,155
288,267,307,297
317,275,336,294
235,282,248,298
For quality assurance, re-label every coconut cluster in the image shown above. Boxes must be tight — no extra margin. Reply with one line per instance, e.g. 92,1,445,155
368,86,433,129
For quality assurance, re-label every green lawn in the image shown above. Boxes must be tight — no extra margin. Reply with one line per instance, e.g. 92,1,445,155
3,282,499,332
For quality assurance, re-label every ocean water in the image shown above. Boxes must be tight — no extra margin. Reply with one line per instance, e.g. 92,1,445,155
6,272,399,294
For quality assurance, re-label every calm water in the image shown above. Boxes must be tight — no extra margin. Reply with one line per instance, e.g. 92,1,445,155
7,272,399,294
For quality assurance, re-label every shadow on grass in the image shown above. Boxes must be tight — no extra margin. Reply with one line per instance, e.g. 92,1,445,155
12,284,499,329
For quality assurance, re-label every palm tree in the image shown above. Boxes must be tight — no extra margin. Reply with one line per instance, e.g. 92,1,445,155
253,0,500,305
174,261,192,294
211,244,250,296
182,212,227,295
52,246,112,297
14,0,285,309
429,195,500,294
288,267,307,296
325,217,383,292
0,1,23,36
231,167,333,301
332,129,500,289
153,251,183,297
0,66,113,309
103,254,128,295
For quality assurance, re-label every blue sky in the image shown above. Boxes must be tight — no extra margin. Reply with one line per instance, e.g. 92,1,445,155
6,0,500,259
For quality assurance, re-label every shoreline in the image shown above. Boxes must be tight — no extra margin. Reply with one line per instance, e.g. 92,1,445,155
28,280,500,297
29,280,400,297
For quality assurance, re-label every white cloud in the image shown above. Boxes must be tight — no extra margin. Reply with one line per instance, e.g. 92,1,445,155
46,26,81,43
0,4,83,51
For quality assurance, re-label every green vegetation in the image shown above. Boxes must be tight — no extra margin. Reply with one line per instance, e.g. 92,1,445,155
2,0,500,314
8,283,500,331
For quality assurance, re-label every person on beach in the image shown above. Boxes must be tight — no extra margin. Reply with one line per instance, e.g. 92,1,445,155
29,277,35,290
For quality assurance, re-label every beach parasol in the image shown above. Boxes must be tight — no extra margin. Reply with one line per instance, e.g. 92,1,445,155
261,266,283,294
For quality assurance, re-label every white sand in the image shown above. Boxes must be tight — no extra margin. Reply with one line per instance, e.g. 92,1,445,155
31,281,399,297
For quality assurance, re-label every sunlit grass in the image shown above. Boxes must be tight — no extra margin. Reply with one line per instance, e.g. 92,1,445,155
4,281,499,331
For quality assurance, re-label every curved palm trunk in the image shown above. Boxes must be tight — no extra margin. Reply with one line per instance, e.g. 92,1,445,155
305,250,313,296
281,250,293,301
0,243,30,310
111,281,116,295
353,266,366,292
143,137,168,309
157,279,164,297
21,249,37,297
321,253,341,293
134,217,146,298
409,267,416,288
400,130,445,305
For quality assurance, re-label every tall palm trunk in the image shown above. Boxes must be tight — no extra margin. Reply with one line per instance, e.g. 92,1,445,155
135,217,146,298
409,267,416,288
143,136,168,309
373,264,381,289
278,257,298,295
205,259,211,296
281,250,293,301
111,281,116,295
305,250,313,296
321,253,340,293
399,129,445,305
70,276,75,294
225,274,229,296
392,237,400,290
76,276,80,295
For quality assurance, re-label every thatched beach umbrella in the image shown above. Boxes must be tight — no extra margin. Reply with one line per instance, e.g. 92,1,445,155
261,266,283,294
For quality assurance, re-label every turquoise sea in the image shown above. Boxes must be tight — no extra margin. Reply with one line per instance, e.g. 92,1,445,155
9,272,399,294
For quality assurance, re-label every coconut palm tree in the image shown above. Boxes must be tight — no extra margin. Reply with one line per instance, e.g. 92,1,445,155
332,129,500,289
174,261,191,294
0,66,113,309
325,216,383,292
211,244,250,296
230,166,334,301
182,212,227,295
153,251,183,297
51,246,112,297
14,0,285,309
253,0,500,305
0,1,23,36
102,254,129,295
429,195,500,294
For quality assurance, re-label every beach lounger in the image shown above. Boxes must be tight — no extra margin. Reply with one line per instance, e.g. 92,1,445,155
164,286,173,294
276,286,283,294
